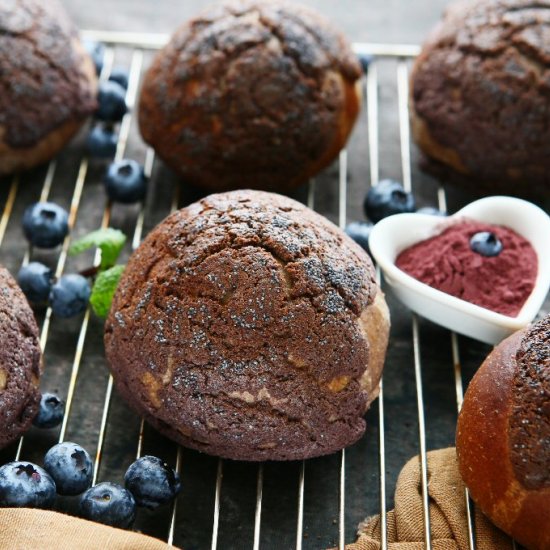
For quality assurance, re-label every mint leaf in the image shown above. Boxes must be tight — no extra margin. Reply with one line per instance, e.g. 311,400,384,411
90,264,125,318
69,228,126,270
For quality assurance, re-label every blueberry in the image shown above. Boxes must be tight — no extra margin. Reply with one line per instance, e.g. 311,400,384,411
22,202,69,248
108,68,129,90
363,179,416,223
345,221,373,255
43,442,93,496
124,455,181,510
86,126,117,158
49,274,91,318
17,262,52,303
0,462,56,508
416,207,446,217
83,40,105,75
357,52,374,73
32,393,65,429
470,231,503,257
96,81,128,123
79,482,136,528
104,159,147,204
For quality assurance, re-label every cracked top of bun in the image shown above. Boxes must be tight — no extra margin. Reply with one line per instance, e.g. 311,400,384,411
0,265,41,450
411,0,550,195
0,0,97,149
105,190,389,461
138,0,362,192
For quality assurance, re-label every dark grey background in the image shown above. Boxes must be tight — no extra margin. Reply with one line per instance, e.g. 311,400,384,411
0,1,546,549
65,0,450,43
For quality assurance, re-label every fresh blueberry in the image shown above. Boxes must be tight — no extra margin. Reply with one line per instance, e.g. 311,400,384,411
17,262,52,303
124,455,181,510
96,81,128,123
357,52,374,73
79,482,136,528
86,126,117,158
43,442,93,496
345,221,373,255
416,206,447,217
32,393,65,429
104,159,147,204
108,68,129,90
83,40,105,75
49,274,91,318
22,202,69,248
363,179,416,223
470,231,503,257
0,462,56,508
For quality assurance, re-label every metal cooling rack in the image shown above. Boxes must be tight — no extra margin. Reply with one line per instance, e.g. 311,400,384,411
0,31,521,550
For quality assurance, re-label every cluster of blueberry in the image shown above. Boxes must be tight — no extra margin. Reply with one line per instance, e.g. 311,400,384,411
0,448,181,529
84,41,148,204
345,179,446,254
17,40,149,319
344,179,503,258
2,391,181,527
19,202,91,317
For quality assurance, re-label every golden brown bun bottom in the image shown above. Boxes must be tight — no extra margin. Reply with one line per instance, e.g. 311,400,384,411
0,3,97,175
456,319,550,550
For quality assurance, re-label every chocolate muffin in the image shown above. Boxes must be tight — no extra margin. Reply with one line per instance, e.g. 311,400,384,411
0,0,97,175
138,0,362,192
456,314,550,550
0,265,42,449
105,191,390,461
411,0,550,199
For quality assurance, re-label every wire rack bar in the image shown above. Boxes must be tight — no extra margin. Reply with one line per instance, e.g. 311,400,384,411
81,29,422,58
397,58,439,550
15,49,116,461
366,64,379,186
294,178,317,550
253,464,264,550
295,461,305,550
338,448,346,550
0,36,498,550
412,316,432,549
338,145,349,550
451,333,476,550
338,150,348,230
397,61,412,193
88,48,147,480
167,446,183,545
395,64,433,549
365,58,389,550
43,47,113,420
0,177,19,247
211,458,223,550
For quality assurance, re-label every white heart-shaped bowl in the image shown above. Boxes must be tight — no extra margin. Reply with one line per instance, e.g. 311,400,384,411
369,196,550,345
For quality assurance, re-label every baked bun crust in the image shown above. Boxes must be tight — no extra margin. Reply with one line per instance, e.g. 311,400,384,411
0,265,42,449
138,0,362,192
456,315,550,550
105,190,390,461
410,0,550,199
0,0,97,175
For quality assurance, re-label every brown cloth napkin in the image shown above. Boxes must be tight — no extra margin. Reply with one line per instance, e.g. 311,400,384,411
345,447,512,550
0,508,180,550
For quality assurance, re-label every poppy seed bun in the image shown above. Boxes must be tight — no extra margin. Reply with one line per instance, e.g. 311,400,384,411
0,265,42,449
456,314,550,550
138,0,362,192
105,190,390,461
0,0,97,175
411,0,550,199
